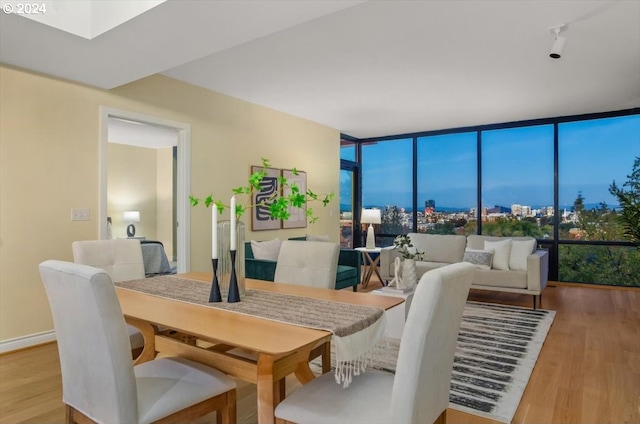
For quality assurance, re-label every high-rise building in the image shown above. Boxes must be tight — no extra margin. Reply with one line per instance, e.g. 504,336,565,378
425,199,435,215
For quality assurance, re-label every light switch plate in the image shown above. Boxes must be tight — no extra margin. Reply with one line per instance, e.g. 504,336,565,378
71,208,90,221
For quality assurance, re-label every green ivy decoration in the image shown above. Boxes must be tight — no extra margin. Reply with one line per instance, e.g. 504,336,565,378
189,158,335,223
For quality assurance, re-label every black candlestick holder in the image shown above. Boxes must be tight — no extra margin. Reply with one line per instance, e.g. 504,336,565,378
227,250,240,303
209,258,222,302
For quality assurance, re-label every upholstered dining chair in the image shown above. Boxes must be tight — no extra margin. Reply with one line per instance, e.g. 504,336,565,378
274,240,340,289
274,262,475,424
39,260,237,424
72,239,146,356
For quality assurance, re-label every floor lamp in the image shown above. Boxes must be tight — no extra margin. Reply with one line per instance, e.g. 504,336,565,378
361,208,381,249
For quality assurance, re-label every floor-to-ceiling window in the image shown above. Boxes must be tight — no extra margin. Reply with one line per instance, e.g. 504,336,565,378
557,114,640,286
362,138,413,246
340,139,359,248
417,132,477,235
352,108,640,286
481,125,554,238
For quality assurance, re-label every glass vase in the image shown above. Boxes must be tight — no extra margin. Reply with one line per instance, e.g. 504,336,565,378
215,220,245,300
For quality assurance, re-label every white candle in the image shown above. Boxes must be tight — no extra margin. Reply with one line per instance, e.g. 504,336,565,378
230,196,237,251
212,205,218,259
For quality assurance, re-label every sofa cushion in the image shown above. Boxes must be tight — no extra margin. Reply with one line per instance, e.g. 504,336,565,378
408,233,466,263
251,238,282,261
472,268,528,289
509,239,536,271
484,239,512,271
463,249,493,270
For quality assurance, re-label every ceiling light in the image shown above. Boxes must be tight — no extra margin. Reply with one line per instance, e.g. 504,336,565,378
549,24,569,59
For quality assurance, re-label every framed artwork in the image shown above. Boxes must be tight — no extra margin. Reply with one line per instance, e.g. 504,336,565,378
282,169,307,229
251,166,281,231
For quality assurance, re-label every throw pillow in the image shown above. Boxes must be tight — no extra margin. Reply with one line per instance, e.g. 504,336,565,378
251,238,282,261
484,239,512,270
306,234,330,242
509,239,537,271
463,248,494,270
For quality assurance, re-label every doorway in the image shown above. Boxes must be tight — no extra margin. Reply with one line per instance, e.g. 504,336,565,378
99,107,191,273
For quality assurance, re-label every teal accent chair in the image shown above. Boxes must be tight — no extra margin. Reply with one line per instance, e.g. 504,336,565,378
244,238,361,291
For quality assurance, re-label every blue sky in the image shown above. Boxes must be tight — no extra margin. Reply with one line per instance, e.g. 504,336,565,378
343,114,640,211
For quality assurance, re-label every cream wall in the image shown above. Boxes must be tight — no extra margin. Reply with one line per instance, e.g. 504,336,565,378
0,65,340,343
108,143,159,241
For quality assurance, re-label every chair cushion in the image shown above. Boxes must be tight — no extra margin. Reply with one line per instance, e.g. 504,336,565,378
336,265,358,280
135,357,235,424
275,371,393,424
251,238,282,261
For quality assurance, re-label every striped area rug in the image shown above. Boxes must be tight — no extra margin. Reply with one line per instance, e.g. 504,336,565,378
375,301,555,423
313,301,555,423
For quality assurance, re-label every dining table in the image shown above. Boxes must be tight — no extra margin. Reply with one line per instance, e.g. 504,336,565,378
115,272,403,424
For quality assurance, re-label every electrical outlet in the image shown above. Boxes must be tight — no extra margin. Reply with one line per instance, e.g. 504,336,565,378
71,208,90,221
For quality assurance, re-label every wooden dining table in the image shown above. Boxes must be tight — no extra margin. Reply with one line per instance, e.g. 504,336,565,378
115,272,403,424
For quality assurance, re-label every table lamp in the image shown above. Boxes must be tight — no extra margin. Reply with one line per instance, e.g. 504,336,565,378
123,210,140,237
361,208,381,249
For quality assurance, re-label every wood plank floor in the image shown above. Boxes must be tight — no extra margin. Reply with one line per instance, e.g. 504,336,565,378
1,278,638,424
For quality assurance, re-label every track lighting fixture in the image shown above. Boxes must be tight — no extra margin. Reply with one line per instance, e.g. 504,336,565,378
549,24,568,59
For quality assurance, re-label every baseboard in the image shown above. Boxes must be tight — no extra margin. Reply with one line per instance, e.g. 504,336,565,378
0,330,56,354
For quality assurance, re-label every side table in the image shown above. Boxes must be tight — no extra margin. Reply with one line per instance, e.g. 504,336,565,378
371,287,415,339
355,247,382,289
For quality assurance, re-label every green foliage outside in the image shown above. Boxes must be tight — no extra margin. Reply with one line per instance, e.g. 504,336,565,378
559,245,640,286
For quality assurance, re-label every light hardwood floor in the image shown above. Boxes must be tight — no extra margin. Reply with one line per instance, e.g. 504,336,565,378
1,278,638,424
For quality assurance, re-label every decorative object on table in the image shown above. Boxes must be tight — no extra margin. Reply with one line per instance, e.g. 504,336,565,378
392,234,423,288
361,208,381,249
251,165,281,231
209,257,222,302
281,169,307,229
210,214,246,302
388,256,404,289
190,158,334,301
123,210,140,237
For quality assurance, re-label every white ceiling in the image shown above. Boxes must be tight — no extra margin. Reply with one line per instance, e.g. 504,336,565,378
2,0,639,139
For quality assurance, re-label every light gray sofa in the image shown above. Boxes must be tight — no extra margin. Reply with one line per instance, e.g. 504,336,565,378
379,233,549,308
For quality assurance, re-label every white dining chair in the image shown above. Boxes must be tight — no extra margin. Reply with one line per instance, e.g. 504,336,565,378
274,262,475,424
274,240,340,289
72,239,147,356
39,260,237,424
229,241,340,373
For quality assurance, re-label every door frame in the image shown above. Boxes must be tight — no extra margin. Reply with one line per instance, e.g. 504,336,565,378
99,106,191,273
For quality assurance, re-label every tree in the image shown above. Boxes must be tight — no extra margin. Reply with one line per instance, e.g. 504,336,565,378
609,156,640,248
381,205,404,234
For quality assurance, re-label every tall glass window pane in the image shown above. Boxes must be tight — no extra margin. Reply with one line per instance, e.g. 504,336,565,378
558,115,640,241
417,133,477,235
362,138,413,243
340,139,356,161
339,169,354,248
481,125,554,238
